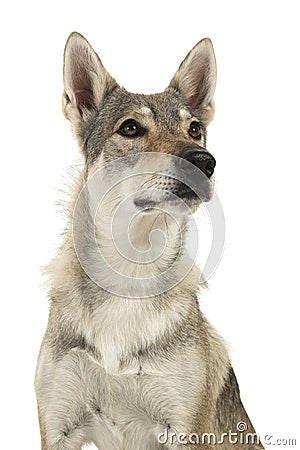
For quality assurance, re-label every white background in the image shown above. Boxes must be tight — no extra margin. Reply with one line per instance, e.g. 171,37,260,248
1,0,299,448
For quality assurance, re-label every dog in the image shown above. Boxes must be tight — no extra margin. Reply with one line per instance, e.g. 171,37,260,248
35,32,264,450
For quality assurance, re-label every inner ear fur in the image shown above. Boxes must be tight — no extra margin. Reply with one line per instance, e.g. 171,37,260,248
168,38,217,126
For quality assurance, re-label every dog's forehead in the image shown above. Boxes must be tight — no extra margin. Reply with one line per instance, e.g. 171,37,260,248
104,89,192,125
143,92,193,125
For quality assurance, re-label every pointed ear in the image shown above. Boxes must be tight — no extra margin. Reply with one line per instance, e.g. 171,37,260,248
168,38,217,126
63,32,118,141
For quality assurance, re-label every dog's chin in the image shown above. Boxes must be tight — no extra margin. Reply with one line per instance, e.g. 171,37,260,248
133,186,213,215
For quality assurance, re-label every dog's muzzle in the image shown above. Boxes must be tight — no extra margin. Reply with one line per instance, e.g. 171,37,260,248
179,148,216,179
166,147,216,202
133,148,216,211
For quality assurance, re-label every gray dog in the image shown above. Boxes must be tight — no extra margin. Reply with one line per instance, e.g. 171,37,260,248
35,32,263,450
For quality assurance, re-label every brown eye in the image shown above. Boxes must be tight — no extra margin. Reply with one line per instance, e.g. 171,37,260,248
189,121,202,140
118,119,145,138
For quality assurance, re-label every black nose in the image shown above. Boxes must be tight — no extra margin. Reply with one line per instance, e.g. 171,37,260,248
181,149,216,179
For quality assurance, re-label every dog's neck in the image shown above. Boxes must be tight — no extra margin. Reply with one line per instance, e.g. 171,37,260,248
47,172,200,300
87,198,194,297
97,209,184,274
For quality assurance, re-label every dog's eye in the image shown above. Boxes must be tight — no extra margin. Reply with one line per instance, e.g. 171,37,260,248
189,122,202,140
118,119,145,138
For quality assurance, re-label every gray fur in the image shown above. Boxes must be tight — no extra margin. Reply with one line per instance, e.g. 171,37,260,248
35,32,264,449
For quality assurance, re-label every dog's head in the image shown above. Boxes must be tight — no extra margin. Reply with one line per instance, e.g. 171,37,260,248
63,33,217,213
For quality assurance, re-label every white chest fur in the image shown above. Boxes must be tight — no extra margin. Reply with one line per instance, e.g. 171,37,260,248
78,296,187,375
